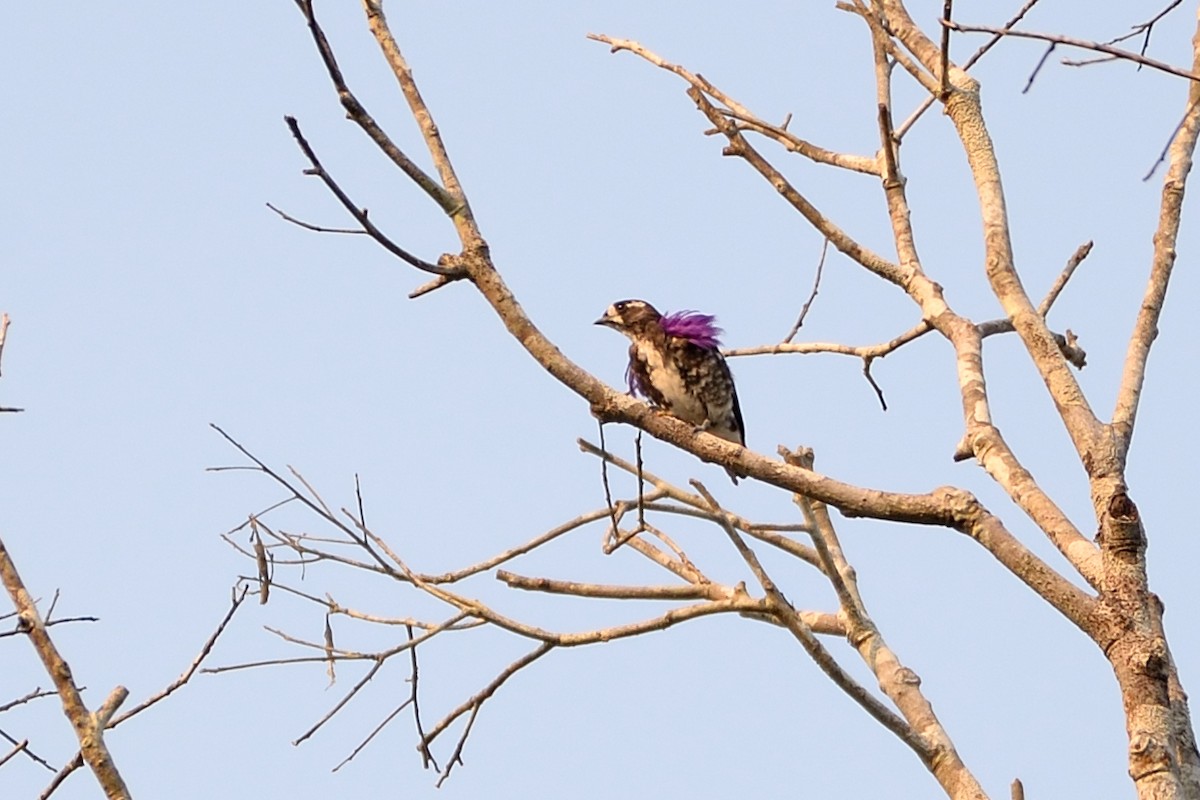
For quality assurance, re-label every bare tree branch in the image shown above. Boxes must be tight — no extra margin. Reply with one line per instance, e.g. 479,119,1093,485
0,739,29,769
41,586,249,797
257,4,1200,795
0,312,23,413
1023,43,1058,93
690,479,958,785
782,448,988,799
0,727,54,773
946,21,1200,84
422,643,553,754
1039,241,1094,316
1144,99,1200,180
727,319,932,359
291,0,459,214
283,116,461,278
591,34,905,286
782,238,828,343
939,0,955,100
0,313,9,379
718,109,880,175
894,0,1045,139
1111,1,1185,56
0,536,130,800
1112,26,1200,466
361,0,476,240
265,202,366,235
0,688,56,714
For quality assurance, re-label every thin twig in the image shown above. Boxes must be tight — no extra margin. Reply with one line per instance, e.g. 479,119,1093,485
947,21,1200,84
0,615,99,639
717,110,880,175
635,431,646,530
0,739,29,769
0,688,56,713
0,313,9,378
112,586,248,725
285,611,470,747
283,116,462,278
862,358,889,411
579,438,822,569
333,699,410,772
939,0,954,100
729,319,932,359
1038,241,1094,316
418,505,630,584
0,727,54,773
210,426,397,579
1024,44,1057,93
423,643,554,760
294,660,385,747
598,420,620,540
436,704,479,788
1145,99,1200,181
1106,0,1183,58
783,238,828,343
0,312,22,412
265,202,366,235
406,623,437,771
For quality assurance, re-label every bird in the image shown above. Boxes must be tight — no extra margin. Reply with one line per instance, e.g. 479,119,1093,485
595,299,746,483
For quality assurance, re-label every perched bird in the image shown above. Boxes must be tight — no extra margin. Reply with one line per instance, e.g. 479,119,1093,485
595,299,746,483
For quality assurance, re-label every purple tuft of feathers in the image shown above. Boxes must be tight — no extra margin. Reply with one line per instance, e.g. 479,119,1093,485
660,310,724,350
625,362,649,398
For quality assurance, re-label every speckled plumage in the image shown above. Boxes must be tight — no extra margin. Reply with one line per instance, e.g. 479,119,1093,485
596,299,746,483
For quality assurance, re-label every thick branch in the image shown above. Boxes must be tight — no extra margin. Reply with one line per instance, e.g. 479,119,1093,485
783,449,987,800
1112,19,1200,466
884,1,1110,479
691,482,946,777
894,0,1045,139
361,0,482,249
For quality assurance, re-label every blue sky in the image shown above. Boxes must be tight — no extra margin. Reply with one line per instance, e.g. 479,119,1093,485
3,2,1198,798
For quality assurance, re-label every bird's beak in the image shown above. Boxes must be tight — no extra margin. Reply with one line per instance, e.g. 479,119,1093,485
595,313,615,327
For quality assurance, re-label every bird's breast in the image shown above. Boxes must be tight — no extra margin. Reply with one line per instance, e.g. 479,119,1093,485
633,339,708,424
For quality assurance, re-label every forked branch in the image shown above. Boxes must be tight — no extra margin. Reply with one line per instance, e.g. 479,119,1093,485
0,537,130,800
946,21,1200,84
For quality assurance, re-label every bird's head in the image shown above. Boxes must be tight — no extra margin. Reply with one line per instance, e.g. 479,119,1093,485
595,299,662,337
